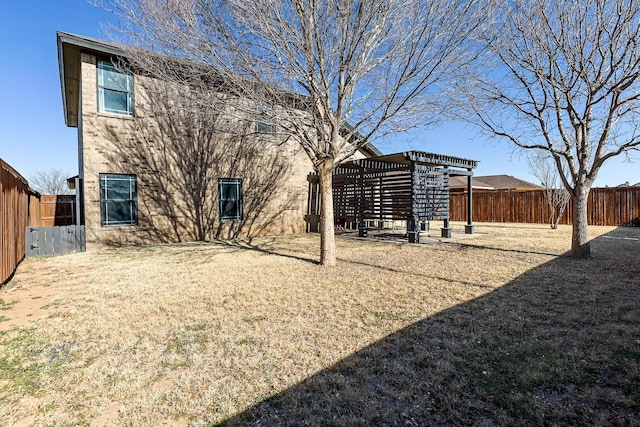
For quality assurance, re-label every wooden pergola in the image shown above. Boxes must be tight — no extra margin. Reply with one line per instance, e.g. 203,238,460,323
306,151,478,243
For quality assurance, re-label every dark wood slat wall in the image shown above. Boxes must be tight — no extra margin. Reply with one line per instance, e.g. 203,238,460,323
332,167,412,222
450,188,640,226
310,163,453,225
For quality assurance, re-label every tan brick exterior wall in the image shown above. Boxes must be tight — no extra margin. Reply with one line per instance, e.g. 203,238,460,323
78,53,366,249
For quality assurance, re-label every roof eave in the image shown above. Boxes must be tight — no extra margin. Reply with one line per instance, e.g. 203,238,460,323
57,31,126,58
57,31,128,128
359,142,383,157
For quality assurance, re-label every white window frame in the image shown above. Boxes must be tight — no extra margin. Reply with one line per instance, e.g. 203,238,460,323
97,61,134,116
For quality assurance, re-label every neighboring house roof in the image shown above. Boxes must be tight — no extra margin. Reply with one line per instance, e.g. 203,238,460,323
616,181,640,187
56,31,382,157
449,176,495,190
477,175,542,189
449,174,542,190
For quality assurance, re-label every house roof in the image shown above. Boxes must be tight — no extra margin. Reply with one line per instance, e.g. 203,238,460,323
449,176,495,190
450,174,542,190
479,175,542,189
615,181,640,187
56,31,382,157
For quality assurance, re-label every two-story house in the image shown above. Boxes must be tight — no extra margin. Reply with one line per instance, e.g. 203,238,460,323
57,32,380,249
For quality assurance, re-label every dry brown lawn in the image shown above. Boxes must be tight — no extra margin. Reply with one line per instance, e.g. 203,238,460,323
0,222,639,426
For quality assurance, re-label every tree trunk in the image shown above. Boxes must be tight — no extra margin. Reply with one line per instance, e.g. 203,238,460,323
570,184,591,258
317,158,337,266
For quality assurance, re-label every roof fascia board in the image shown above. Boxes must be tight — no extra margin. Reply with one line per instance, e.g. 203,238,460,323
57,31,127,58
57,33,70,127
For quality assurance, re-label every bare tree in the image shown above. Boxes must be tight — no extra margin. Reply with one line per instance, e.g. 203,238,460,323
30,169,73,195
528,150,571,229
98,0,479,265
461,0,640,257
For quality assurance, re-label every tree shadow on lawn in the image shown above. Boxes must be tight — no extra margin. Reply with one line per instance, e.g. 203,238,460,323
204,238,323,265
214,238,321,265
107,236,321,267
220,227,640,426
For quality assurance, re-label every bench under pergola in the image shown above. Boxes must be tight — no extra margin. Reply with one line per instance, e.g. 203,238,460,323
306,151,478,243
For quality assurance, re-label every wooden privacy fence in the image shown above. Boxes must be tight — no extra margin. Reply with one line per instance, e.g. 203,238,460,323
450,187,640,226
26,225,85,257
1,158,41,285
27,196,83,258
39,194,75,226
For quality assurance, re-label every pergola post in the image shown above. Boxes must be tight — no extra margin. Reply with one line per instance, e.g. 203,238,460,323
408,160,420,243
357,165,368,237
465,172,474,234
441,218,452,238
407,218,420,243
440,168,452,238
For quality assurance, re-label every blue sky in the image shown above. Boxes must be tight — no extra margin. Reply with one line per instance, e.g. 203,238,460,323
0,1,638,187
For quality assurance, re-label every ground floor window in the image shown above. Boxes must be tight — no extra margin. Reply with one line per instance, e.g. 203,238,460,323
100,174,137,226
219,178,243,221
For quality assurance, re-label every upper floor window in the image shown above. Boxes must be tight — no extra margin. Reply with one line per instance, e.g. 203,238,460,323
255,105,276,135
97,61,134,116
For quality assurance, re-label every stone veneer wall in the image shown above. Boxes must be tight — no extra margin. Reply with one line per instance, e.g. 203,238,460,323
78,52,321,249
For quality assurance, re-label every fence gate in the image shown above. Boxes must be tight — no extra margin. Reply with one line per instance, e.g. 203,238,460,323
25,225,85,257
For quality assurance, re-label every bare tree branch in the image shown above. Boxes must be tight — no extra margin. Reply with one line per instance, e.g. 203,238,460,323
528,150,571,229
97,0,480,265
30,169,73,195
460,0,640,258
